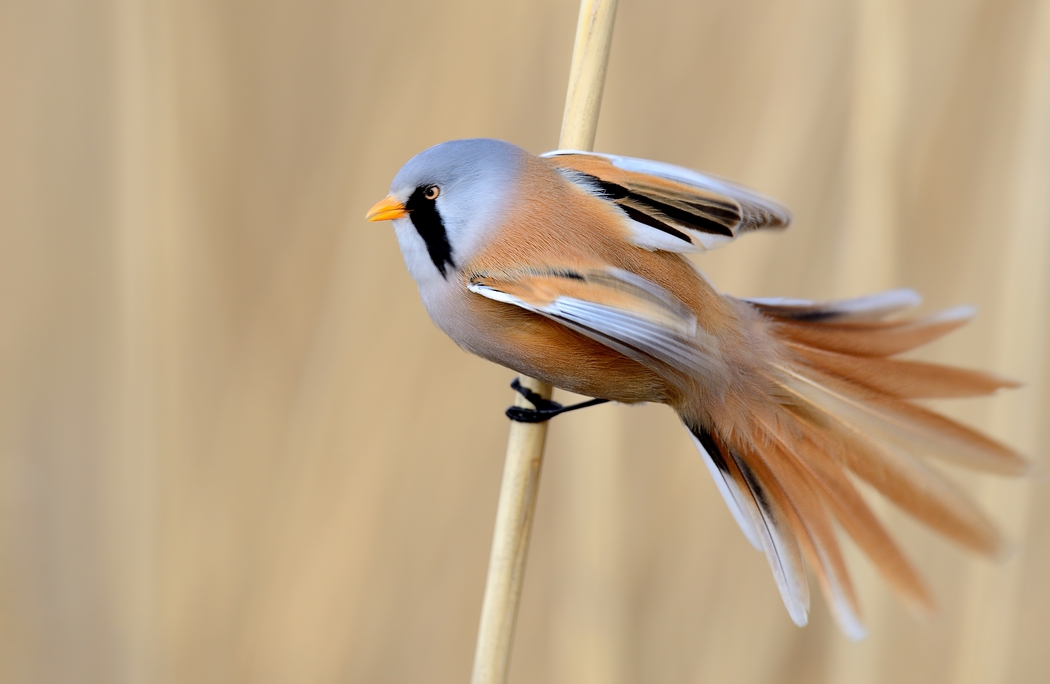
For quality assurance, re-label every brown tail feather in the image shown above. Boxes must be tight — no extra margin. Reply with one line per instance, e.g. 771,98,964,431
707,431,811,625
776,364,1027,475
682,297,1025,635
690,409,931,632
741,298,1027,623
785,341,1020,399
862,389,1027,473
741,440,866,638
755,417,936,613
786,405,1006,557
773,307,973,357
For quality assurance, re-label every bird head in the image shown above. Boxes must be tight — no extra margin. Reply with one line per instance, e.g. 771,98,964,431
367,138,526,280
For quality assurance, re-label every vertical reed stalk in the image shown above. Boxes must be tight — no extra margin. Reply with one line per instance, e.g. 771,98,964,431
469,2,619,683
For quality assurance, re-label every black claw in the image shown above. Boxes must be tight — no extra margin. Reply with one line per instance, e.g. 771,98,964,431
505,378,610,423
509,378,562,411
505,405,563,423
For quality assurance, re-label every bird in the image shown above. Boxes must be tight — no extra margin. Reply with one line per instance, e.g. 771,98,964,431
366,137,1027,639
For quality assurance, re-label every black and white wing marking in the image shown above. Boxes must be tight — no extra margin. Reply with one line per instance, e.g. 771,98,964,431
543,150,792,253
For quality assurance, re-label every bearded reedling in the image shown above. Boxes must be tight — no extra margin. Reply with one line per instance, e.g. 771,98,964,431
368,138,1026,638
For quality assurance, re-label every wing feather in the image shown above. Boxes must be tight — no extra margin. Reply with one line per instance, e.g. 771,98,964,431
543,151,791,253
467,267,719,380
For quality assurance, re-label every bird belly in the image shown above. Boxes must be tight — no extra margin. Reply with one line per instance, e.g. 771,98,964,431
420,280,673,404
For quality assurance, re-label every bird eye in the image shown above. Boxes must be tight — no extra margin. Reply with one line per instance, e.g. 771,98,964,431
423,185,440,200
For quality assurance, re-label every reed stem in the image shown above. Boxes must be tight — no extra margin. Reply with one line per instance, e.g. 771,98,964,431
469,2,619,683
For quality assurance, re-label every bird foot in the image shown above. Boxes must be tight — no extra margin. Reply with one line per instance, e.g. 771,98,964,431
505,378,609,423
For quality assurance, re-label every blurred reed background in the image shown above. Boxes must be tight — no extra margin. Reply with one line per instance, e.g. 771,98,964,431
1,0,1048,682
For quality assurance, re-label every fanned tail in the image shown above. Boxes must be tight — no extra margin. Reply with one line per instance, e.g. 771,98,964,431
682,289,1027,638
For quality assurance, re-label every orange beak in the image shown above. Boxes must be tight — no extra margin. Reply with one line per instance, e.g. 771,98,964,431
366,195,408,222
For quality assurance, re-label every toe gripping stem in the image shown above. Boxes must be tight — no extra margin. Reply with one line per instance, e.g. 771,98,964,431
505,378,610,423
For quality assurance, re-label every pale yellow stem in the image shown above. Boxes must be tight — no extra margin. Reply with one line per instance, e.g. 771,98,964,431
560,0,620,151
469,2,619,683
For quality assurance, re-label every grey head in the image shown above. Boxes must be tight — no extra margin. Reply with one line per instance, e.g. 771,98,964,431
384,138,528,282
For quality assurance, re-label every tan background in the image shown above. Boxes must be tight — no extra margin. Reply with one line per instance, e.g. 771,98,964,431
2,0,1049,682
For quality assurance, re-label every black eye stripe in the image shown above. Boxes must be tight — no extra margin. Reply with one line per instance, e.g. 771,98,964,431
406,185,455,277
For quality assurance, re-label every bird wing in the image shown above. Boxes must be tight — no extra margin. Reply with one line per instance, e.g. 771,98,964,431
542,150,791,253
467,266,718,379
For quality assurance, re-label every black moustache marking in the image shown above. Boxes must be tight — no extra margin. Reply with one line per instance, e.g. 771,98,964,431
406,186,455,277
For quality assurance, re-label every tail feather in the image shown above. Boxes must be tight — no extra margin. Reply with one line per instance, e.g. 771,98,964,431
785,342,1019,399
777,364,1027,475
756,417,935,614
724,443,811,626
788,402,1006,556
686,424,810,625
743,440,867,639
688,426,763,550
680,295,1026,637
745,288,921,323
773,306,974,357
